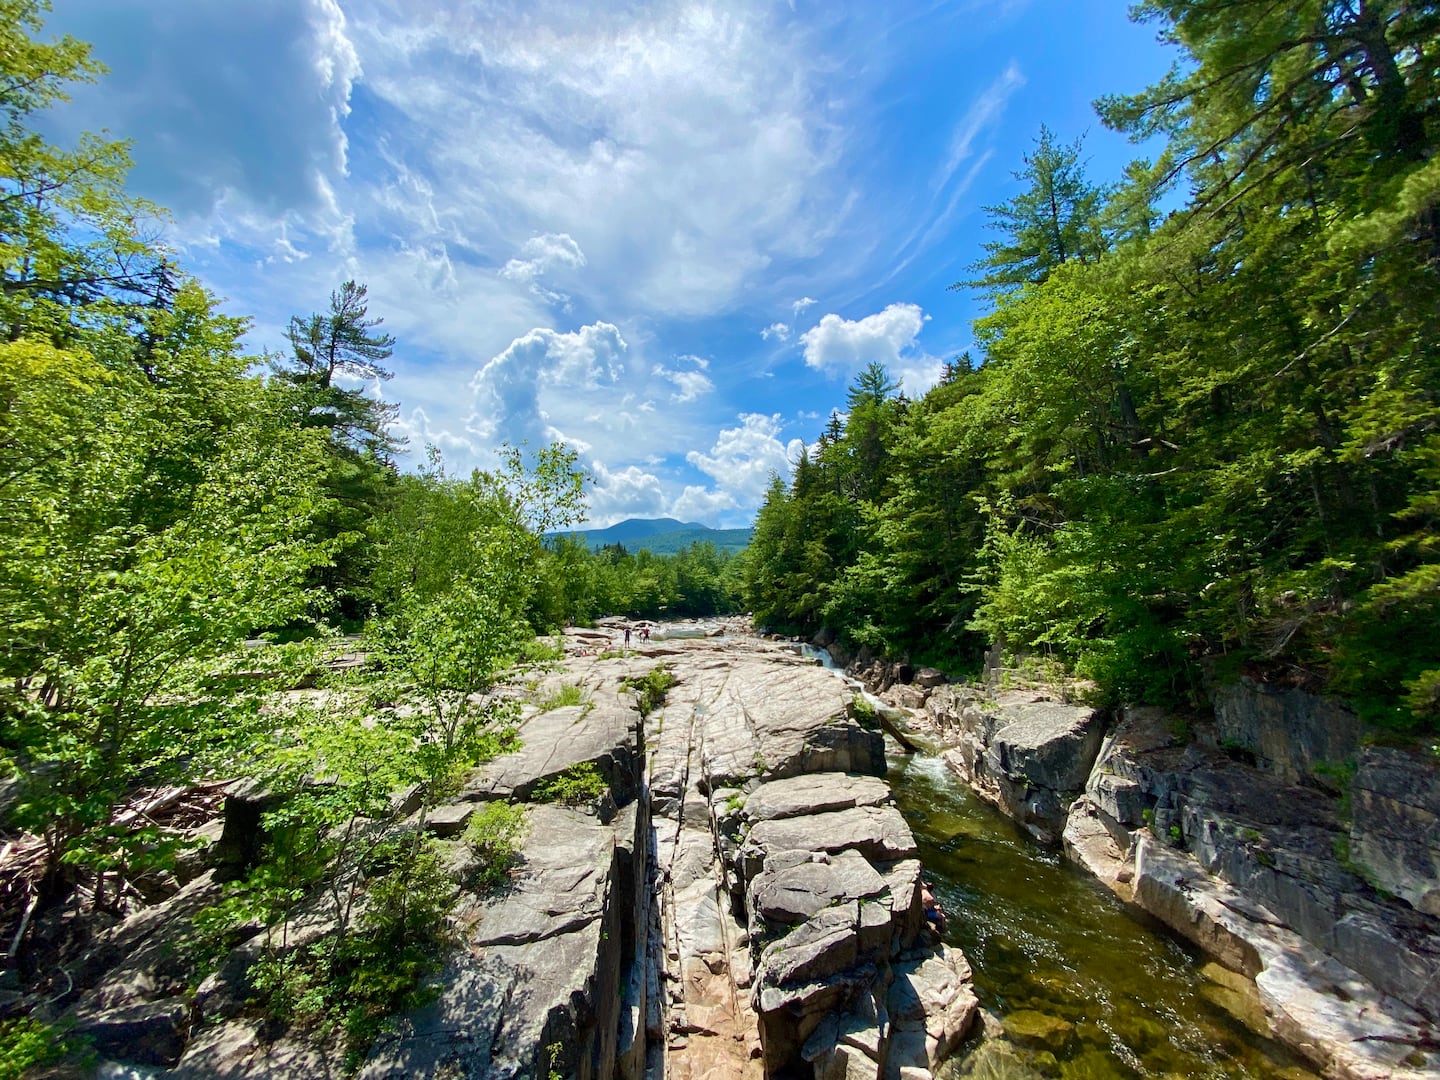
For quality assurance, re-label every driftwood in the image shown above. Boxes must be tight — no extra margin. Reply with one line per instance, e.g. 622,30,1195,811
0,780,230,954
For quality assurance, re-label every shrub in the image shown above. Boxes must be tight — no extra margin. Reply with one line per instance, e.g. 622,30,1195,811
0,1018,68,1080
530,762,608,807
621,666,677,717
464,802,528,888
247,838,454,1070
536,683,586,711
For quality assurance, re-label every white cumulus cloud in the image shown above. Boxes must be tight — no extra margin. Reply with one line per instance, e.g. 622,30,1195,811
683,413,804,515
792,296,818,315
585,459,669,526
652,360,715,404
761,322,791,341
799,302,928,375
500,232,587,283
470,322,628,446
43,0,359,237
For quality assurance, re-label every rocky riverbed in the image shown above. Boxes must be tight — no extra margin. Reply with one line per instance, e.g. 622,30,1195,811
28,620,975,1079
22,621,1437,1079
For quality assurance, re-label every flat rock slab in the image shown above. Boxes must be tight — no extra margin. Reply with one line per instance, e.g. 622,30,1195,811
695,663,880,787
169,1021,344,1079
465,702,639,805
744,805,918,874
466,805,614,948
361,805,620,1080
742,773,892,823
1134,835,1437,1079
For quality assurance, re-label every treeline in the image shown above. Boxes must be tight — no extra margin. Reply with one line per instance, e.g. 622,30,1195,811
547,539,745,622
746,2,1440,731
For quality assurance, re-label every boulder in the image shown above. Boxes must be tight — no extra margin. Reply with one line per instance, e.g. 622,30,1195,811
1132,834,1438,1078
70,1000,189,1067
695,660,885,788
984,702,1106,795
742,805,918,883
747,850,889,929
913,668,947,690
887,946,978,1070
362,801,646,1080
742,773,893,823
938,696,1106,846
1061,796,1132,898
167,1021,343,1079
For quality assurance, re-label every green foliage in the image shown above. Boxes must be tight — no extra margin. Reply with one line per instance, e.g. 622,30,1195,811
0,1017,69,1080
529,762,607,807
957,125,1108,298
622,666,678,717
0,290,332,902
464,801,527,889
0,0,171,339
545,1039,566,1080
741,3,1440,730
848,694,879,730
248,838,452,1071
536,683,587,711
546,537,745,624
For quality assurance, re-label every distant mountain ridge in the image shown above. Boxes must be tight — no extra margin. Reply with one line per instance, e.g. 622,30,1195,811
555,517,752,554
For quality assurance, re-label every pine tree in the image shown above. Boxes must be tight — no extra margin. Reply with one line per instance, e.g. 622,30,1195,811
957,126,1107,300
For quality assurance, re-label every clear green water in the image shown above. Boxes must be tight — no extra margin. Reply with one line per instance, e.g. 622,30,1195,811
888,754,1319,1080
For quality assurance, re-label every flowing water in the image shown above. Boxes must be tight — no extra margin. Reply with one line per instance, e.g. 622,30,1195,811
888,753,1318,1079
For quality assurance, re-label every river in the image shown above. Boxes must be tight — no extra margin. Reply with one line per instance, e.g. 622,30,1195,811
887,752,1318,1079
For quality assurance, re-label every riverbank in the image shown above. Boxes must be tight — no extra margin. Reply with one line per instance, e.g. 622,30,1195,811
846,655,1440,1079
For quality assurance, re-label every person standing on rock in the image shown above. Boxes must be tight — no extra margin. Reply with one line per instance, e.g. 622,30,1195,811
624,626,632,647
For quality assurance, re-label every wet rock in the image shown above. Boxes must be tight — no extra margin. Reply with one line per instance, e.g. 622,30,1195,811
1002,1010,1074,1053
1061,796,1132,899
1132,834,1438,1078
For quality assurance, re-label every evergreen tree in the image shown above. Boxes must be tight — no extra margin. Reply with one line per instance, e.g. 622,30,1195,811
957,126,1108,299
273,281,407,622
277,280,402,458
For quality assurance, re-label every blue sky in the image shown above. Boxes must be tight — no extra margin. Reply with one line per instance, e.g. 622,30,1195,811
42,0,1178,528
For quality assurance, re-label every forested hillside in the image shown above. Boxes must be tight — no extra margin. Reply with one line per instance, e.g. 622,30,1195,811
745,2,1440,731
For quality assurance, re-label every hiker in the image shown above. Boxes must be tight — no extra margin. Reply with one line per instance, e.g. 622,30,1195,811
624,626,632,646
640,625,650,643
921,880,946,936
